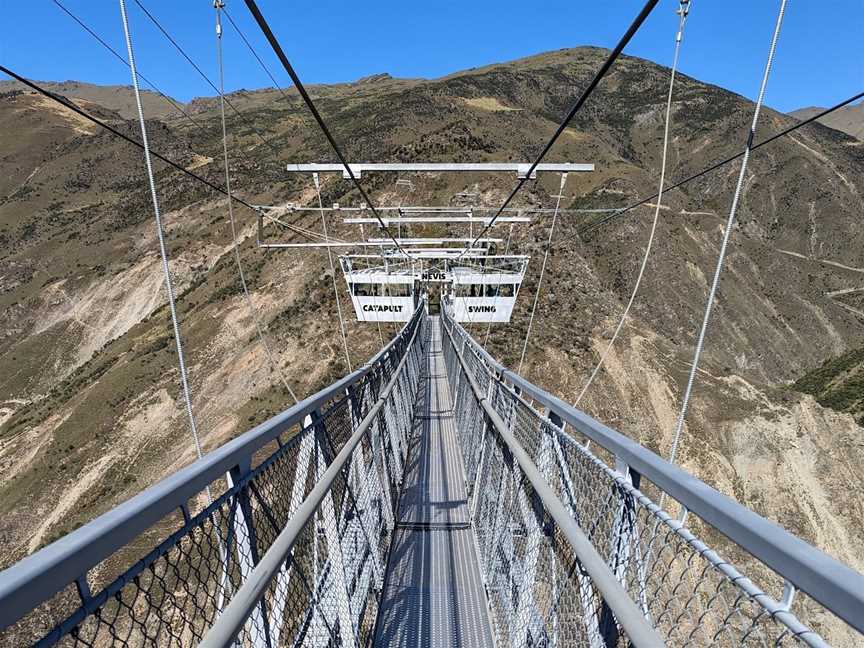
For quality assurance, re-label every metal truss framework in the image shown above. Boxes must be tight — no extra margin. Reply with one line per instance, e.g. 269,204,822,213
439,302,864,648
1,305,863,647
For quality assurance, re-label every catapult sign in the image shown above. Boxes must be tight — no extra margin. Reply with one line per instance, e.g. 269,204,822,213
362,304,405,313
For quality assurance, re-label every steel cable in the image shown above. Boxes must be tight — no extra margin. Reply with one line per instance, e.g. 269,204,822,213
119,0,206,465
222,7,293,104
668,0,788,467
574,0,692,406
52,0,210,140
517,172,568,374
52,0,270,172
242,0,410,258
132,0,281,156
570,91,864,241
0,65,322,246
482,223,515,347
314,173,353,372
459,0,661,259
215,3,299,404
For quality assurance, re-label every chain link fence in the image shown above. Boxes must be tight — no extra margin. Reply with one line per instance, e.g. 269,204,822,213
441,305,854,648
0,308,427,647
3,303,861,647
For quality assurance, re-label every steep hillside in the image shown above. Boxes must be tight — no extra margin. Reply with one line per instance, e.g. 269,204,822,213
0,79,179,120
2,48,864,643
791,100,864,141
794,344,864,423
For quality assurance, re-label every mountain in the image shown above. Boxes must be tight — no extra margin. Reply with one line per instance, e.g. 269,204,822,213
0,79,179,120
2,47,864,644
791,100,864,141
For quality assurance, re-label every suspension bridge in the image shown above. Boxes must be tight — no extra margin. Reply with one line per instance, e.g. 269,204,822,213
1,0,864,646
1,305,863,647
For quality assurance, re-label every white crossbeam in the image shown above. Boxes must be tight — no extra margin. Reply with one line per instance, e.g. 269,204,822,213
343,217,531,225
367,237,503,245
286,162,594,178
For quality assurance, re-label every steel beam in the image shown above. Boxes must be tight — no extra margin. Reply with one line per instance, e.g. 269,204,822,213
286,162,594,178
343,216,531,225
366,238,503,245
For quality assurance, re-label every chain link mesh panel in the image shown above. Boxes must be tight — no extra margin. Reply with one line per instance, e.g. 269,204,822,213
0,309,427,647
440,307,844,648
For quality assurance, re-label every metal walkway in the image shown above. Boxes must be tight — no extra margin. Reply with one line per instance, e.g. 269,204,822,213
374,318,494,647
2,304,864,647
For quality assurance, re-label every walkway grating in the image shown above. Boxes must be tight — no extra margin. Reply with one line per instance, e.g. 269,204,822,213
374,317,494,647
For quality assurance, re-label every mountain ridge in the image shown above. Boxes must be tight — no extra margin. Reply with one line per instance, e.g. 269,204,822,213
790,100,864,141
1,46,863,644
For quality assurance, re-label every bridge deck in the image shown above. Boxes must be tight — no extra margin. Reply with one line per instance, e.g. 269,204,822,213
374,317,494,647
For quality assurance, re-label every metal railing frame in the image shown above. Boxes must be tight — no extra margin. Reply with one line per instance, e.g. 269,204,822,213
198,308,426,648
443,304,864,637
441,315,665,648
0,304,425,633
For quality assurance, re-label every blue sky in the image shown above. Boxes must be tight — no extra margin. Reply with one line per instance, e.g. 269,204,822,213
1,1,862,113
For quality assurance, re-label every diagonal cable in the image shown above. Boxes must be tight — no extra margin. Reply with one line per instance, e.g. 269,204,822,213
575,0,692,406
517,172,568,374
460,0,660,258
313,173,353,372
118,0,206,465
53,0,266,173
215,2,299,404
0,65,320,244
52,0,208,137
668,0,788,468
243,0,410,258
571,90,864,241
482,223,515,348
222,7,293,104
132,0,281,156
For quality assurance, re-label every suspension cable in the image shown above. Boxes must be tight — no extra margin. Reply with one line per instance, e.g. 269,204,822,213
55,0,273,171
53,0,264,174
668,0,787,467
242,0,410,258
52,0,208,139
262,212,345,243
571,89,864,241
119,0,205,462
314,173,353,372
460,0,660,259
131,0,280,156
575,0,692,406
517,172,568,374
222,7,292,104
215,2,299,404
0,65,321,246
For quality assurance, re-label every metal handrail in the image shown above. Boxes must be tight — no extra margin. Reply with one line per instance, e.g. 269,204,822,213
444,306,864,635
199,308,425,648
0,304,425,631
441,316,665,648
